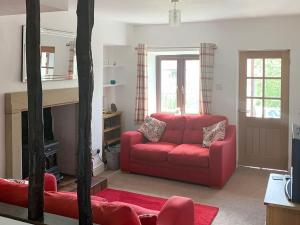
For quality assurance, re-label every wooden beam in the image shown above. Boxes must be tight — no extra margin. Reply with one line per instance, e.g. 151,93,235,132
76,0,94,224
25,0,45,221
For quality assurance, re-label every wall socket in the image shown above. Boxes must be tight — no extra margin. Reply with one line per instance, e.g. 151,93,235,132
293,124,300,140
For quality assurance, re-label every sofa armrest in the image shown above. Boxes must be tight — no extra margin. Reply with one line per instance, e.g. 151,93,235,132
121,131,143,171
44,173,58,192
209,125,236,187
25,173,57,192
157,196,194,225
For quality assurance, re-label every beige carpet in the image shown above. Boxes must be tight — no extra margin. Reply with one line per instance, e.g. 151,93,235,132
102,167,272,225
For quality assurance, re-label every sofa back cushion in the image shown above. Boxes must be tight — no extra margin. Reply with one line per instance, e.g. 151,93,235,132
182,115,228,144
151,113,185,144
44,191,141,225
0,178,28,207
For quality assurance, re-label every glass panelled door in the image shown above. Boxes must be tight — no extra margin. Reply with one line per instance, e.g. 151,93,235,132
160,60,178,113
185,59,200,114
157,55,200,114
239,51,290,170
246,58,282,119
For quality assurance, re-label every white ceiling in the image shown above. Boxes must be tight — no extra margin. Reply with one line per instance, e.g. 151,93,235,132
73,0,300,24
2,0,300,23
0,0,68,16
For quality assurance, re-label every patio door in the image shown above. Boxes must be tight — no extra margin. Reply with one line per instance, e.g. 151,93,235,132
156,55,200,114
239,50,290,170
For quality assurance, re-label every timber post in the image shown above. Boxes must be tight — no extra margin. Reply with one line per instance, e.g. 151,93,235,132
25,0,45,221
76,0,95,224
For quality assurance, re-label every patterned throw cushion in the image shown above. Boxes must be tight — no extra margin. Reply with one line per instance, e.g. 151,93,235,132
203,120,226,147
138,116,167,142
4,179,29,185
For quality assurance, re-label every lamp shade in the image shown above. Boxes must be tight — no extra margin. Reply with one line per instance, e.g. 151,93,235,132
169,9,181,26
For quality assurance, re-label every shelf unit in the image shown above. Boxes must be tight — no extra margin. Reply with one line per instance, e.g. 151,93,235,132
103,64,125,68
103,84,124,88
103,112,122,146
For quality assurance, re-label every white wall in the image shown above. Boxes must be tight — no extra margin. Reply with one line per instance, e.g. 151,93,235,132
113,47,137,131
123,15,300,165
0,11,131,177
101,45,137,131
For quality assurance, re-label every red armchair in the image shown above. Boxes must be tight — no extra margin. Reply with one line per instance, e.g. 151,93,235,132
121,113,236,188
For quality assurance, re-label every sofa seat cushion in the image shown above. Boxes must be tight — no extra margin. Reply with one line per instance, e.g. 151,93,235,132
168,144,209,168
131,142,177,162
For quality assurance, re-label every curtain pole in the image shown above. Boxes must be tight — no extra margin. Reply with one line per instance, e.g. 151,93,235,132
134,46,217,50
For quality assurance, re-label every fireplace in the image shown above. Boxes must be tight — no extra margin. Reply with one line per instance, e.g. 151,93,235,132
5,88,79,179
21,108,63,181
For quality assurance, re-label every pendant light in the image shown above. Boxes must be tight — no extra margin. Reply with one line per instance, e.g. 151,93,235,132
169,0,181,26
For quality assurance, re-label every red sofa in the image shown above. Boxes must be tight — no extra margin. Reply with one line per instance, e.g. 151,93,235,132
0,174,194,225
121,113,236,187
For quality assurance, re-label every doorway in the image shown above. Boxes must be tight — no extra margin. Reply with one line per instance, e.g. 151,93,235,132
239,50,290,170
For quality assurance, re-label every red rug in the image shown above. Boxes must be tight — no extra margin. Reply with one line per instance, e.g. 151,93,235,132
96,188,219,225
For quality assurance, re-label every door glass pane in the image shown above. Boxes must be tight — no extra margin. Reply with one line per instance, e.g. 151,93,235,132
41,53,48,67
247,59,263,77
264,99,281,119
161,60,177,112
185,60,200,114
246,98,263,118
265,79,281,98
265,58,281,77
247,79,263,97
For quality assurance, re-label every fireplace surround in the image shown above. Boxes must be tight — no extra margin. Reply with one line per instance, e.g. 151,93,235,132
5,88,78,179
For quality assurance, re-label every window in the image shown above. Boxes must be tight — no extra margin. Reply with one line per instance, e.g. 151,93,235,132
41,46,55,79
156,55,200,114
246,58,282,119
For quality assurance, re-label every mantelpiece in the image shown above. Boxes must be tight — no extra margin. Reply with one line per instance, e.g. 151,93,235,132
5,88,78,178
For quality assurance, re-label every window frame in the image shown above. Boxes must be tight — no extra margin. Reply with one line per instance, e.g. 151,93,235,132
156,54,200,114
41,46,55,75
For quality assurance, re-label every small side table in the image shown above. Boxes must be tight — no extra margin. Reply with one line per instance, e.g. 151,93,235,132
264,173,300,225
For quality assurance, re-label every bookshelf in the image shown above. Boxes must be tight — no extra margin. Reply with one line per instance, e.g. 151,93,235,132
103,112,122,146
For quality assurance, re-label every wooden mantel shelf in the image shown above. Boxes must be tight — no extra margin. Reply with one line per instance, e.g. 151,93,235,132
5,88,79,114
